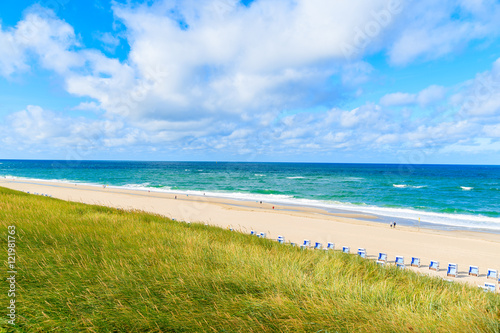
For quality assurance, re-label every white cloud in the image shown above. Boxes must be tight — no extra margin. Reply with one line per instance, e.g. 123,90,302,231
0,24,28,76
380,85,446,108
440,138,500,153
417,85,446,106
0,6,83,77
455,58,500,116
2,1,500,160
380,92,416,106
387,1,500,65
95,32,120,53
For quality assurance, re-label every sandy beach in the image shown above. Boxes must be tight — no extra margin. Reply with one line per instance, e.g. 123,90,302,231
1,177,499,289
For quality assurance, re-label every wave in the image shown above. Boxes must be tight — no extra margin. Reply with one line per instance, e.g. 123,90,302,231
286,176,305,179
461,186,473,191
343,177,364,181
254,174,265,177
393,184,427,189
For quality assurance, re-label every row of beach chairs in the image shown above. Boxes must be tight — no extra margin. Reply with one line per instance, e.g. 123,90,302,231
27,191,52,197
249,231,500,293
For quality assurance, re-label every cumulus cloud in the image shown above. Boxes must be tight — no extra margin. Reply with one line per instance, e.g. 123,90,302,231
1,1,500,160
0,25,28,76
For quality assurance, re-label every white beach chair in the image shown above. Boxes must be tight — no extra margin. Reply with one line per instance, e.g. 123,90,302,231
468,266,479,277
314,242,323,250
376,253,387,265
410,257,420,268
487,269,498,280
250,230,256,235
259,232,266,238
277,235,285,244
484,283,496,293
447,263,458,278
303,239,311,247
395,256,405,269
342,246,350,254
429,260,440,271
357,248,366,258
324,242,335,251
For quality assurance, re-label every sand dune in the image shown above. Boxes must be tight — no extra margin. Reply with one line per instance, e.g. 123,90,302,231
2,178,499,289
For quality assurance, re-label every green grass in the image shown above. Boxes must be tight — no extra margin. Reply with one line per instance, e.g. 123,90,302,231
0,186,499,332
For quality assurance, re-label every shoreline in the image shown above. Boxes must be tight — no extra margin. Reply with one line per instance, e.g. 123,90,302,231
2,175,499,234
1,178,500,289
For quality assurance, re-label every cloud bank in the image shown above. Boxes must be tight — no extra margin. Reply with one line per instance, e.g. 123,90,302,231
1,0,500,162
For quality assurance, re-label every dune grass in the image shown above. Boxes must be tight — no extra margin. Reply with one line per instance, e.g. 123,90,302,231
0,186,499,332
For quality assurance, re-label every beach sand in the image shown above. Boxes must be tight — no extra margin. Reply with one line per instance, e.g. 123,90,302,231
1,177,499,288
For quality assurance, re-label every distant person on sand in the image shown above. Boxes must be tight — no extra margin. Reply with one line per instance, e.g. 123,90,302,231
393,222,396,228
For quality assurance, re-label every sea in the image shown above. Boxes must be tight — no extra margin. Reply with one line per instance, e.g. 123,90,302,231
1,160,499,233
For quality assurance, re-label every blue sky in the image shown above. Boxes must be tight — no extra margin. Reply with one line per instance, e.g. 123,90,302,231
1,0,500,164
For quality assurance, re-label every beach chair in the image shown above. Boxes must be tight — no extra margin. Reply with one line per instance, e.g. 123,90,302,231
250,230,256,235
486,269,498,280
410,257,420,268
314,242,323,250
429,260,440,271
259,232,266,238
376,253,387,265
468,266,479,277
324,242,335,251
342,246,350,254
447,263,458,278
277,235,285,244
290,242,297,247
484,283,496,293
357,248,366,258
395,256,405,269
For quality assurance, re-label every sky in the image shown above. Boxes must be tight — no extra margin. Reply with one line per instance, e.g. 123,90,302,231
1,0,500,164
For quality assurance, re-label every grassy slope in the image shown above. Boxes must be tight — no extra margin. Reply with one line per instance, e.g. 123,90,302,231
0,186,499,332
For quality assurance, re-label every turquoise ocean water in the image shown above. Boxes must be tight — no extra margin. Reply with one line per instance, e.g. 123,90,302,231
1,160,499,232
